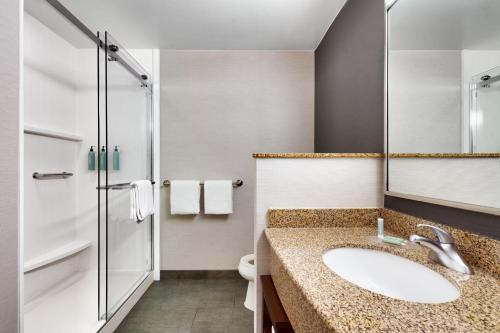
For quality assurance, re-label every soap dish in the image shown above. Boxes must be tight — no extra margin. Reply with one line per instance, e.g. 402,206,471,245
382,236,407,246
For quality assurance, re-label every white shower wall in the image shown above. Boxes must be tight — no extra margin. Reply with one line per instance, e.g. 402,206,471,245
23,13,84,303
23,12,100,333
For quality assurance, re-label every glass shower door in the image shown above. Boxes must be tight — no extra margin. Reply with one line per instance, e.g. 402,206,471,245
470,66,500,153
102,32,153,317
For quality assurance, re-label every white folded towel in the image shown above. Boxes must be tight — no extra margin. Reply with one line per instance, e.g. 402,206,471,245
204,180,233,214
130,180,154,223
170,180,200,215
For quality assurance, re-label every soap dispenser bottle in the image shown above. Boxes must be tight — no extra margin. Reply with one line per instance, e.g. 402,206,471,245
88,146,96,171
99,146,107,170
112,146,120,171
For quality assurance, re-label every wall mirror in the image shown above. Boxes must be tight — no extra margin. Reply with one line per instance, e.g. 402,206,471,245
386,0,500,213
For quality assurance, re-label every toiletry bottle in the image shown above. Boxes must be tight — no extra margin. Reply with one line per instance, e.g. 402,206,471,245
88,146,96,171
113,146,120,171
99,146,107,170
377,218,384,239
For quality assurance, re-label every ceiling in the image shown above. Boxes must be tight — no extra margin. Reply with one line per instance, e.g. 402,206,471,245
26,0,348,50
390,0,500,50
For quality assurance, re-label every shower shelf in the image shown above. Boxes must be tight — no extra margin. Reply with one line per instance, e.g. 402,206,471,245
24,125,83,142
24,240,91,273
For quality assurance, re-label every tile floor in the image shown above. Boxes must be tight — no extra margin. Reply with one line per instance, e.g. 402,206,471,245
116,275,253,333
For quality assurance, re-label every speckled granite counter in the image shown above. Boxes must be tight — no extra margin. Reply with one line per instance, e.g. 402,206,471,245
388,153,500,158
253,153,383,158
252,152,500,159
266,222,500,332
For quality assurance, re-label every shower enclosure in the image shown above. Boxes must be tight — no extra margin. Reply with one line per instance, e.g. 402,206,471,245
470,66,500,153
23,1,155,332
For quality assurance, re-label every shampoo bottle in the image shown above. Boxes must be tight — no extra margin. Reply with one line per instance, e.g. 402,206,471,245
99,146,107,170
88,146,96,171
113,146,120,171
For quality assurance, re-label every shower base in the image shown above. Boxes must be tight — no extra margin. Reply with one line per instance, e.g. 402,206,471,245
24,270,149,333
24,271,104,333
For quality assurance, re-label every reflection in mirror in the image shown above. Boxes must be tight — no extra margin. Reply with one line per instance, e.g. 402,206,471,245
471,66,500,152
387,0,500,211
388,0,500,154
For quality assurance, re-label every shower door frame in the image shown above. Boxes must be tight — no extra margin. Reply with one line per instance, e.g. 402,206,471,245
102,30,155,319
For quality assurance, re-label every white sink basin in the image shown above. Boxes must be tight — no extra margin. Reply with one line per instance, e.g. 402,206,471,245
322,247,460,304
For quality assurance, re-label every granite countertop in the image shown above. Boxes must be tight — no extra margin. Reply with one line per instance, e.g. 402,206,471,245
253,153,384,158
266,227,500,333
252,152,500,159
388,153,500,158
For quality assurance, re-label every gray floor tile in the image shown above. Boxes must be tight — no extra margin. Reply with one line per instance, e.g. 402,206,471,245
190,323,229,333
116,327,191,333
229,322,254,333
234,285,248,305
160,290,203,310
193,307,233,326
116,276,253,333
198,289,236,308
231,306,254,327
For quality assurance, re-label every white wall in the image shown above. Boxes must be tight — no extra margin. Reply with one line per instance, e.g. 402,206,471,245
0,0,21,331
388,50,462,153
160,50,314,270
254,157,384,333
388,158,500,209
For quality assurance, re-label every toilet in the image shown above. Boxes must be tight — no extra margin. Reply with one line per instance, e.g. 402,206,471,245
238,253,255,311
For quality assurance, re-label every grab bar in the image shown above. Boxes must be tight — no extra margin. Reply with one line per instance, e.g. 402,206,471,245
162,179,243,188
33,172,73,180
96,180,155,190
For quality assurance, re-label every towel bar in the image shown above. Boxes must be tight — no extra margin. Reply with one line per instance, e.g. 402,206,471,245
162,179,243,188
33,172,73,180
96,180,155,190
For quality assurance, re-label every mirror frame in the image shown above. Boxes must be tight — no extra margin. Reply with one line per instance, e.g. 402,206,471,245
383,0,500,216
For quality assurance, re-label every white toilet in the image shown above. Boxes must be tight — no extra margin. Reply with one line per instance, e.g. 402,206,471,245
238,253,255,311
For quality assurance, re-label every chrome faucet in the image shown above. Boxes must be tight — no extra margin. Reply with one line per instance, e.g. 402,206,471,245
410,224,472,275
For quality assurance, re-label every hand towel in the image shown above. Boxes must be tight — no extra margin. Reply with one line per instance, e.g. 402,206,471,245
204,180,233,214
130,180,154,223
170,180,200,214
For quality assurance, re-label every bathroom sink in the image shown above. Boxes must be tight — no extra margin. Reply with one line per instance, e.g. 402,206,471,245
322,247,460,304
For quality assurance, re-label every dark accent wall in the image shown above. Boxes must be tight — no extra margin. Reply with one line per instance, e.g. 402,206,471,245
315,0,385,153
315,0,500,239
385,196,500,240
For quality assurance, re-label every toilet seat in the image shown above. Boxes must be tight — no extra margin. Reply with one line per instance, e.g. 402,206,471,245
238,254,255,281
